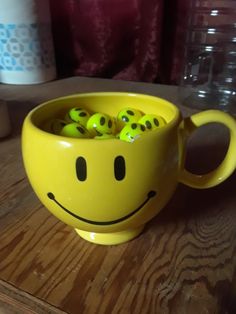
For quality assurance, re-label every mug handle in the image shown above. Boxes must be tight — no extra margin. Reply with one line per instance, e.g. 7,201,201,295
178,110,236,189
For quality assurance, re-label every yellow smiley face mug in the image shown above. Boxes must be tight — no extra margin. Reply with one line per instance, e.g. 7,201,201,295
22,92,236,245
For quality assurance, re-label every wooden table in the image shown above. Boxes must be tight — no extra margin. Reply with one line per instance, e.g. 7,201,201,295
0,77,236,314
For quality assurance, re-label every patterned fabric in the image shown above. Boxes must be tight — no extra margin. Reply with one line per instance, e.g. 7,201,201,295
50,0,164,82
49,0,193,83
0,23,55,72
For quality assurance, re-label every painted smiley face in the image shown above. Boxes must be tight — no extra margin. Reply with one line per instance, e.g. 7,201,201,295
46,154,157,226
47,190,156,225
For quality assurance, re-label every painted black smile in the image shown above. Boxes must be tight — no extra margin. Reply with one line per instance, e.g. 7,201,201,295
47,191,156,226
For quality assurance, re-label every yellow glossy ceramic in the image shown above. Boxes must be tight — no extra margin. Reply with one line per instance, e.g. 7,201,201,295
22,93,236,245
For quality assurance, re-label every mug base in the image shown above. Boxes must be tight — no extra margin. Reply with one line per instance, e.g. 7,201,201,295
75,225,145,245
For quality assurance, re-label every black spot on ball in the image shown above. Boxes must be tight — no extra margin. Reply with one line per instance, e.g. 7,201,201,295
145,121,152,129
74,108,81,111
108,119,112,128
79,112,87,117
96,130,102,136
154,118,159,126
141,124,146,131
122,115,129,122
77,126,85,134
127,110,134,116
131,123,137,129
100,117,105,125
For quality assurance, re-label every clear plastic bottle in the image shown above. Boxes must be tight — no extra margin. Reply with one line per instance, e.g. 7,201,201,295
179,0,236,114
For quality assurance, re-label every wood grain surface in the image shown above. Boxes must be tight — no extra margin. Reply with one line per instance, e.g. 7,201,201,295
0,78,236,314
0,279,66,314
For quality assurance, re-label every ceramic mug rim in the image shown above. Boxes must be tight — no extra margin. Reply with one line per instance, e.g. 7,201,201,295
24,92,181,141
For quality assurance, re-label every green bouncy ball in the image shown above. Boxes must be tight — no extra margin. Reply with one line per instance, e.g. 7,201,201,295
117,108,143,126
139,114,166,130
119,123,146,142
87,113,116,136
94,133,116,139
65,107,91,127
60,122,90,138
42,118,67,134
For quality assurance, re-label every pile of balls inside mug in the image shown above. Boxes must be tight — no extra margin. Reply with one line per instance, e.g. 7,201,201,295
42,107,166,142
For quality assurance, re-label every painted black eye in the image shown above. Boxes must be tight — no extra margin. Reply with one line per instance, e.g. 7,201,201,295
114,156,126,181
76,157,87,181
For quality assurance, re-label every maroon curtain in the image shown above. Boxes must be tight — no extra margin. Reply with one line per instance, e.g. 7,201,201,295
49,1,235,85
50,0,164,82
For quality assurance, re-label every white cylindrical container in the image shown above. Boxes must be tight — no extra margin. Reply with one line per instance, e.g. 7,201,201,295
0,0,56,84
